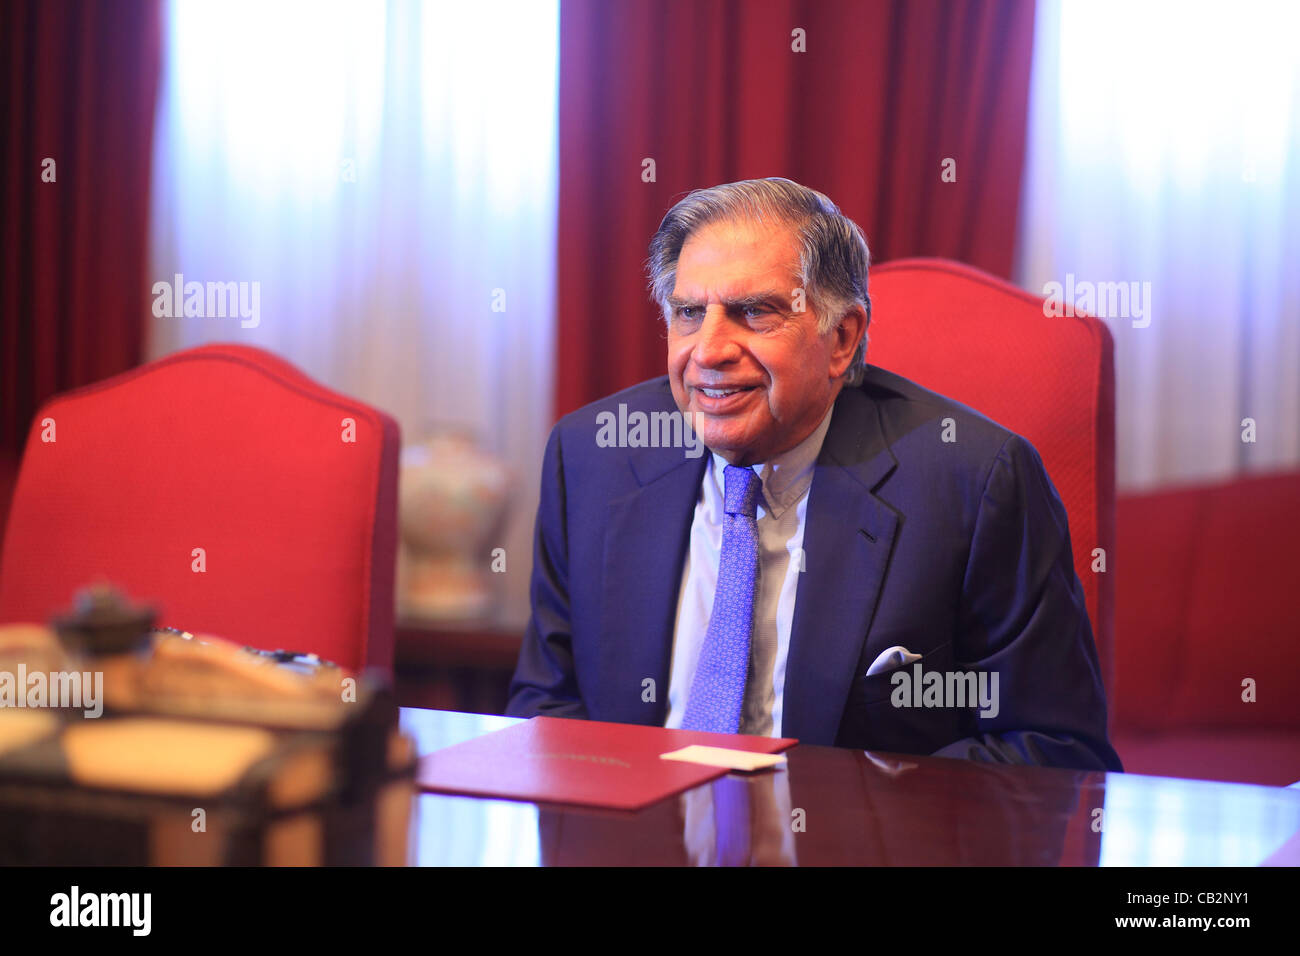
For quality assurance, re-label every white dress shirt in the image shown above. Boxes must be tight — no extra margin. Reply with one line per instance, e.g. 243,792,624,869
664,406,835,737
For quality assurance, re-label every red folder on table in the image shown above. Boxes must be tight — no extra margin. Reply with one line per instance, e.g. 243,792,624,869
417,716,797,811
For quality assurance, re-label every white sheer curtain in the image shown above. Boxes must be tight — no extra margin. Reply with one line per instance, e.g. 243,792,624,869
1014,0,1300,491
147,0,558,624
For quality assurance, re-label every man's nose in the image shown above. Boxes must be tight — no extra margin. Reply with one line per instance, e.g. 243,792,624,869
692,305,741,367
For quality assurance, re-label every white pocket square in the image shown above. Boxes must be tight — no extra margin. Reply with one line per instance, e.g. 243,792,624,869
865,645,923,676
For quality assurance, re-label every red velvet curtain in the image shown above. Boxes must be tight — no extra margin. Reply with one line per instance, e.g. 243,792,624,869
556,0,1036,417
0,0,162,460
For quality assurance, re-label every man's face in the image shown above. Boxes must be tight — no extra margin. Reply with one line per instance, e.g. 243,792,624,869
666,218,857,465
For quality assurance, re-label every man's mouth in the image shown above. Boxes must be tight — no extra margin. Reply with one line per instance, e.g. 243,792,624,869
696,385,756,399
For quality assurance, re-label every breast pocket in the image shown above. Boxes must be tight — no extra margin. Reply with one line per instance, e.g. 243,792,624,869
853,658,925,706
839,640,965,753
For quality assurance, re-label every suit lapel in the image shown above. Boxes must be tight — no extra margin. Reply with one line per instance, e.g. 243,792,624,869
784,386,901,745
597,446,706,725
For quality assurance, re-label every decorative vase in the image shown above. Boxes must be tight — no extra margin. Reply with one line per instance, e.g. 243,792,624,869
397,430,510,621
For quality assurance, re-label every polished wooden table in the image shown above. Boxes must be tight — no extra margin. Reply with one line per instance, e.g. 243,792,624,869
399,708,1300,866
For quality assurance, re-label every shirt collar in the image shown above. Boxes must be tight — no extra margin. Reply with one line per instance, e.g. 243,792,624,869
708,404,835,519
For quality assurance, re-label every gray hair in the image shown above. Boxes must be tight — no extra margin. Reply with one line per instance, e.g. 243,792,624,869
646,177,871,385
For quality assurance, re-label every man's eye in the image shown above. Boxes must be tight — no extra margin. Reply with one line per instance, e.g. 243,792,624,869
677,306,703,320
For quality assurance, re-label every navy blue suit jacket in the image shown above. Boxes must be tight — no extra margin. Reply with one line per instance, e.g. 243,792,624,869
506,366,1122,772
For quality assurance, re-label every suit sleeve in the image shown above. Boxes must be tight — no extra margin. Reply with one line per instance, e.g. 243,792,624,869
504,425,589,719
930,433,1123,771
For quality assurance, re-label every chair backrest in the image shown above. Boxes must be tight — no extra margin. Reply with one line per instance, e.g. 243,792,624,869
867,258,1115,703
1113,471,1300,733
0,343,400,674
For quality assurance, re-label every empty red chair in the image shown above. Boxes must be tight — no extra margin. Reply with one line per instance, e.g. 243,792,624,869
0,343,399,674
1111,471,1300,786
868,259,1116,705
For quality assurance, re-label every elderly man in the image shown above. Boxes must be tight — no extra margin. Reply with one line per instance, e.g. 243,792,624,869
507,178,1121,772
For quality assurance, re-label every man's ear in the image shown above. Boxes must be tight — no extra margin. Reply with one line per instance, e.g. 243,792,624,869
828,305,867,378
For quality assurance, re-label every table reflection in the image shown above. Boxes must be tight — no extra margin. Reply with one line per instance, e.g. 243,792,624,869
400,709,540,866
411,793,541,866
533,744,1086,865
1098,772,1300,867
400,709,1300,866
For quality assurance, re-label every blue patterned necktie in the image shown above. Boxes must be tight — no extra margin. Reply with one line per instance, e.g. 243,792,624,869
682,463,761,734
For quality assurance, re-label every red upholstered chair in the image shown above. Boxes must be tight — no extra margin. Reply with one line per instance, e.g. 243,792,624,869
868,259,1116,707
0,344,400,674
1110,471,1300,786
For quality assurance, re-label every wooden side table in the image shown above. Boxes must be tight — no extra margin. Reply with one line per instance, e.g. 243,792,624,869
394,616,524,714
